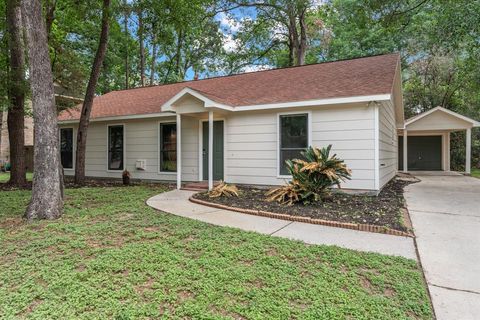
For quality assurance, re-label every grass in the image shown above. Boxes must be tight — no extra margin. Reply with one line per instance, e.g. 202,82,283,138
471,168,480,178
0,172,33,183
0,185,433,319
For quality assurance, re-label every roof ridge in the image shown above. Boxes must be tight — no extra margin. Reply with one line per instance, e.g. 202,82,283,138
106,52,400,95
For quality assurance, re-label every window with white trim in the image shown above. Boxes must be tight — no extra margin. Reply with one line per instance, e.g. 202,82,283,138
60,128,74,169
279,113,309,175
159,123,177,172
108,125,124,170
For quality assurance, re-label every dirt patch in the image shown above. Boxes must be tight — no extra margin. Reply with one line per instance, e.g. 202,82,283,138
360,276,374,293
384,287,396,297
136,277,155,295
193,177,416,232
177,290,195,302
0,217,23,228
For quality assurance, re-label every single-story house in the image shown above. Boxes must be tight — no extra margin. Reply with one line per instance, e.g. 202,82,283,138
58,53,479,192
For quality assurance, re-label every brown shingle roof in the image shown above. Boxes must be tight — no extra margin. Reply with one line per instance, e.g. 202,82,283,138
58,53,400,121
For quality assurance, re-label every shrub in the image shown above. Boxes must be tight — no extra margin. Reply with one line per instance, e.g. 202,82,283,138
266,145,351,205
208,181,239,198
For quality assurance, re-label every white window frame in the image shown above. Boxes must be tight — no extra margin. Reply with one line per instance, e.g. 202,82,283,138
106,123,126,172
59,127,75,170
158,120,177,174
277,111,312,178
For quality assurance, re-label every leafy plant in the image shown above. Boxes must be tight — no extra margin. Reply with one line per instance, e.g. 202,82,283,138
267,145,352,205
208,181,239,198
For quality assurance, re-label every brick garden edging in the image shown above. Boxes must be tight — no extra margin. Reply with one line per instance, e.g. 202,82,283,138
189,196,414,238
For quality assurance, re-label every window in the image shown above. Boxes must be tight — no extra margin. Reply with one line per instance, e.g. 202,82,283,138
60,128,74,169
159,123,177,172
108,125,124,170
279,113,309,176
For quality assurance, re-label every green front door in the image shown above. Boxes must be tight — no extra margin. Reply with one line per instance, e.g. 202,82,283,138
399,136,442,171
202,121,224,180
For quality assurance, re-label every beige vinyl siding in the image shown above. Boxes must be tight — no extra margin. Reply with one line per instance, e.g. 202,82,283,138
379,101,398,189
61,116,199,182
225,104,376,190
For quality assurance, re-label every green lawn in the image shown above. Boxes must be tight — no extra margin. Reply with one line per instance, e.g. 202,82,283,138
0,185,433,319
471,168,480,178
0,172,33,183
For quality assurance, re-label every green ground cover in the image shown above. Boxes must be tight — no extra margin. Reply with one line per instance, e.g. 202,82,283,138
0,184,432,319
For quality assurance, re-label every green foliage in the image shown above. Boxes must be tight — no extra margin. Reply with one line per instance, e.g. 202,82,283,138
0,185,432,318
267,145,351,205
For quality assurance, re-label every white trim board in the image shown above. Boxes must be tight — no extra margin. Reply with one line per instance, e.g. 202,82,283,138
59,112,175,124
162,90,391,113
404,106,480,128
59,94,393,124
162,87,233,112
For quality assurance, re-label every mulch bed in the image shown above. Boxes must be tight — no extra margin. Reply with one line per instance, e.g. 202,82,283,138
0,177,174,191
192,177,417,233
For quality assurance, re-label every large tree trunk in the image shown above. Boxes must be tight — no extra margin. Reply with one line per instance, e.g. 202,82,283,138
6,0,27,187
74,0,110,185
21,0,63,220
138,9,145,86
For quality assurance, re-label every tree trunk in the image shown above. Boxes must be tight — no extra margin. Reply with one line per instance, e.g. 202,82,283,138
74,0,110,185
296,8,307,66
174,29,184,79
138,9,145,86
45,0,56,40
150,31,157,85
287,9,299,67
6,0,27,187
21,0,63,220
124,5,129,89
0,112,3,160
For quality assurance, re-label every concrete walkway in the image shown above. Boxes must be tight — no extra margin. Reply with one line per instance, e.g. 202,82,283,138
406,173,480,320
146,189,416,259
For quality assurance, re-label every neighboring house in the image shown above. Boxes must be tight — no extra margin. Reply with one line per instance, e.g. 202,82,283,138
0,83,83,172
0,110,34,171
57,53,479,192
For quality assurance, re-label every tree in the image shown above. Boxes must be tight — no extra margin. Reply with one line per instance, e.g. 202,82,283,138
218,0,320,70
6,0,27,186
21,0,63,220
75,0,111,185
137,4,146,86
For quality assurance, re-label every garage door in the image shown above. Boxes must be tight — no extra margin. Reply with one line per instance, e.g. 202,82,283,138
398,136,442,171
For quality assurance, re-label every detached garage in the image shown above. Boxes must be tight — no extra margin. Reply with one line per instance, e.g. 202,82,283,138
399,136,442,171
399,107,480,173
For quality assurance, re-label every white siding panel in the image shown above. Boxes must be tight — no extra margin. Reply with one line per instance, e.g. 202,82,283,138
379,102,398,188
61,117,199,182
61,103,379,190
225,105,376,190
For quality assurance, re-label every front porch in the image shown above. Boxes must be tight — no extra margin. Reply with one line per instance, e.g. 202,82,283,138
399,107,479,174
162,88,230,191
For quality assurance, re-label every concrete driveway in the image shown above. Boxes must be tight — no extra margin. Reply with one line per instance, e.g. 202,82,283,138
405,173,480,320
